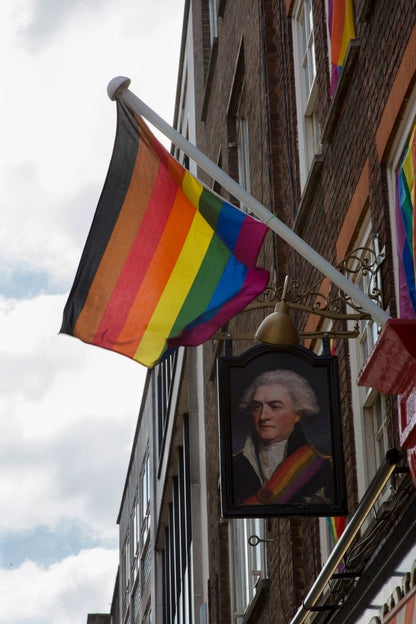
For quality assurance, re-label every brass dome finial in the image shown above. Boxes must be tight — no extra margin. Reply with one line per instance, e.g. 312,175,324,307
255,276,299,346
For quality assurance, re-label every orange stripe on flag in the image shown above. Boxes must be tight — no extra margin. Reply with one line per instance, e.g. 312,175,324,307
115,189,197,358
331,0,346,65
74,137,159,341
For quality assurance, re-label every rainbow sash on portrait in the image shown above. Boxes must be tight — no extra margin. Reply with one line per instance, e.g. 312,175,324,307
243,445,325,505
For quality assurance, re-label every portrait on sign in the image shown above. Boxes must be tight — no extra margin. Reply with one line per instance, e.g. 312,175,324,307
217,344,347,518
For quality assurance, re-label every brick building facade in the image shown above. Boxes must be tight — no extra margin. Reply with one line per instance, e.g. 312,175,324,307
95,1,416,624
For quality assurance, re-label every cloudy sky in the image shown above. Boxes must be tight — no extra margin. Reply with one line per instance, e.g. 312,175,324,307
0,1,184,622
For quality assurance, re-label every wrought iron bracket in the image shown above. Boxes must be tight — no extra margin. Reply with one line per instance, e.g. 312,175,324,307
211,239,385,342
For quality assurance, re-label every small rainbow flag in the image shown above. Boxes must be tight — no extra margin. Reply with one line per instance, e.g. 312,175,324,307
61,101,269,367
395,124,416,318
327,515,346,571
328,0,356,95
327,515,345,545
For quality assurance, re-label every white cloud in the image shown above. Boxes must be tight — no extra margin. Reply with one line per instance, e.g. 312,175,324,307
0,0,183,294
0,415,136,540
0,548,118,624
0,0,183,620
0,294,145,539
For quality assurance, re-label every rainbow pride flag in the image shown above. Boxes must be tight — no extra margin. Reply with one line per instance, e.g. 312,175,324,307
327,515,345,545
328,0,355,96
61,101,269,367
327,515,345,570
395,124,416,318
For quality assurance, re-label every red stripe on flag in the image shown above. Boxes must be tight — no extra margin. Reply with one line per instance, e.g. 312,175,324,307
92,162,180,349
112,190,197,358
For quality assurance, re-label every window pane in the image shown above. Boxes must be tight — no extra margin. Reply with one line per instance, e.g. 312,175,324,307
231,518,267,619
301,12,307,56
303,59,310,98
374,394,383,430
208,0,217,44
361,334,369,362
294,0,319,184
307,0,313,30
347,221,387,494
311,38,316,84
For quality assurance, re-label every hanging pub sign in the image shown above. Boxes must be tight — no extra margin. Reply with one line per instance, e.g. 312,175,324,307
217,343,347,518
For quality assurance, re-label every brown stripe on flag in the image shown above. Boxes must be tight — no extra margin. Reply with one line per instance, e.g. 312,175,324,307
74,135,160,342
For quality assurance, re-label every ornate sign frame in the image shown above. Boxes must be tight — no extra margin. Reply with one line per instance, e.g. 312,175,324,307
217,344,347,518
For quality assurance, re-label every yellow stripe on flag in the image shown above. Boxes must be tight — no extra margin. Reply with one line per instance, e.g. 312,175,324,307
182,170,204,208
339,0,355,66
403,131,416,205
135,208,214,366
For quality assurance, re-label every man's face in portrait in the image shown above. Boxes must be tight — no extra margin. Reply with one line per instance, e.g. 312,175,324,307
251,384,300,444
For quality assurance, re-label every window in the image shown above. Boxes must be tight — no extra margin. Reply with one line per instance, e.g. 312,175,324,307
229,518,267,622
236,91,251,197
208,0,217,46
132,501,139,583
125,446,152,621
156,353,176,456
162,416,193,624
347,219,387,497
141,451,151,546
141,539,151,591
292,0,320,189
133,580,141,622
227,43,251,212
143,604,152,624
202,0,218,81
310,328,347,565
122,534,131,617
231,86,251,213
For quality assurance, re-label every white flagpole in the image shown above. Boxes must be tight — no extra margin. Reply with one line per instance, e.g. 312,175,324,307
107,76,390,327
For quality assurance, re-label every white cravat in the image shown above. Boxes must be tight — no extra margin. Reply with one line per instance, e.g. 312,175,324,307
258,441,287,481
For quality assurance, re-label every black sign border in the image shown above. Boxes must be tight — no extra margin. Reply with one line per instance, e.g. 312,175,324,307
217,343,348,518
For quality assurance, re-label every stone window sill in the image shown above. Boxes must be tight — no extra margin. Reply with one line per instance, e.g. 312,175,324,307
293,153,325,235
242,579,270,624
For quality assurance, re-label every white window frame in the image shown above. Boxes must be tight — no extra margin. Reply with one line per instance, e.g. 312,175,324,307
121,533,131,617
347,218,388,500
309,324,343,566
140,450,151,549
132,500,139,583
237,91,250,192
208,0,217,46
237,115,250,194
292,0,320,189
142,603,152,624
324,0,332,78
229,518,267,622
132,577,141,622
235,89,251,213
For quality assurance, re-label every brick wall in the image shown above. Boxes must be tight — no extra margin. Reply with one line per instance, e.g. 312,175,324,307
190,0,416,622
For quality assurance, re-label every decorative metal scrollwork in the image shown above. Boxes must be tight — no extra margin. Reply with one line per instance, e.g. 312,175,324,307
215,237,386,342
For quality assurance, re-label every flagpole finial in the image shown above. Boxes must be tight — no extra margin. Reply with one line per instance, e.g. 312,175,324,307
107,76,131,101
